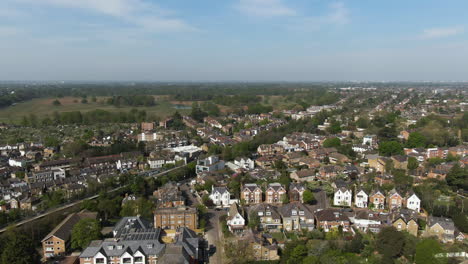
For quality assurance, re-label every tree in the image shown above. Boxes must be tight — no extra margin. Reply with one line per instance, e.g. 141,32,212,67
52,99,61,106
376,227,405,261
303,190,315,204
446,164,468,190
323,137,341,148
1,228,40,264
414,239,445,264
288,244,308,264
248,211,260,230
71,218,101,250
379,141,403,156
406,132,426,148
407,157,419,171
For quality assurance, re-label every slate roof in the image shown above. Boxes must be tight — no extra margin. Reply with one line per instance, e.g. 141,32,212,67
315,209,349,222
279,202,314,218
243,183,260,192
42,211,97,242
113,216,152,238
428,216,455,231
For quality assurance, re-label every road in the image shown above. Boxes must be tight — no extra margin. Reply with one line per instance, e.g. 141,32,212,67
0,165,187,234
205,210,226,264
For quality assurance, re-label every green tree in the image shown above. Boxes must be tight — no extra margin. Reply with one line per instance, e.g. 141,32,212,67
376,227,405,261
407,157,419,171
1,228,40,264
248,211,260,230
288,244,308,264
446,164,468,190
414,239,445,264
323,137,341,148
406,132,426,148
302,190,315,204
379,141,403,156
52,99,61,106
71,219,101,250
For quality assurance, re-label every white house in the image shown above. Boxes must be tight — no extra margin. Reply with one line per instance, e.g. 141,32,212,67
355,190,368,208
209,186,234,208
196,156,225,175
334,187,352,207
147,159,165,169
406,193,421,212
349,211,383,233
226,203,245,232
234,157,255,170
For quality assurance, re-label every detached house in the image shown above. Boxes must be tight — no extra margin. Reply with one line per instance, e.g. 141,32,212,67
369,190,385,210
249,204,282,231
227,203,245,232
354,189,368,208
406,192,421,212
289,183,306,203
279,202,315,231
241,183,263,205
196,156,225,175
315,209,350,232
391,209,419,237
209,186,234,208
333,187,352,207
387,189,403,210
424,216,455,243
265,183,287,204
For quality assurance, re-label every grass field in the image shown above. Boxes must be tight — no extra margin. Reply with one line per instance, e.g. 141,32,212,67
0,97,191,123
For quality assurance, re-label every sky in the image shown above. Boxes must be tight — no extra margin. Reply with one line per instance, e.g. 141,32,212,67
1,0,468,81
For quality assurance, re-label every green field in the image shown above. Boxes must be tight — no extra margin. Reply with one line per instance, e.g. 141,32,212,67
0,97,191,123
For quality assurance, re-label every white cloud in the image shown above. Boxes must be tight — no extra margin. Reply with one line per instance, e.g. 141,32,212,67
327,2,349,25
287,2,350,32
236,0,296,18
421,26,464,39
11,0,195,32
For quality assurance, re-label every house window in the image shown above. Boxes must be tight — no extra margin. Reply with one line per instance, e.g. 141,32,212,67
122,258,131,264
95,258,105,264
135,256,143,262
56,241,60,244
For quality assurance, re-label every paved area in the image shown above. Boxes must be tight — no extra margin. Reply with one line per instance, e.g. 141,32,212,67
205,209,226,264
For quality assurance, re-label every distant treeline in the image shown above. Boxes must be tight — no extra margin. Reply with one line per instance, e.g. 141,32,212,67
0,83,343,108
106,95,155,107
21,109,154,126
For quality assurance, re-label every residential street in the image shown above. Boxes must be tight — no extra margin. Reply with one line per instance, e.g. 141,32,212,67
205,210,226,264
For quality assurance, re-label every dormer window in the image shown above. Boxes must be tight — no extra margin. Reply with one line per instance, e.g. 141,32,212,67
266,211,271,216
117,245,123,250
108,245,114,250
299,211,304,216
292,210,297,216
258,212,264,216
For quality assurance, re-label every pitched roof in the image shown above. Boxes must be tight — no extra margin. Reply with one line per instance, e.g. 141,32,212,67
42,211,97,242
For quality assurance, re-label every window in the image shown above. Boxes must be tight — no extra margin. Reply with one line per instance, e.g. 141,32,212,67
56,241,60,244
135,256,143,262
96,258,105,264
266,211,271,216
147,244,153,249
117,245,123,250
122,258,131,264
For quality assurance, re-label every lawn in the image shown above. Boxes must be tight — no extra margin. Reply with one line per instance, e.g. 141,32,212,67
0,97,191,123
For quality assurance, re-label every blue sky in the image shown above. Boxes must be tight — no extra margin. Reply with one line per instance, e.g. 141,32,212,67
1,0,468,81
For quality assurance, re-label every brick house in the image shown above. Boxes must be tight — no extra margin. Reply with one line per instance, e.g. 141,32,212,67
369,190,385,210
241,183,263,205
265,183,287,204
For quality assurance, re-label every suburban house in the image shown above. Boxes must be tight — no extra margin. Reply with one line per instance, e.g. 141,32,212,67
279,202,315,231
391,209,419,237
349,210,384,233
234,157,255,170
249,204,282,231
257,144,285,156
153,206,198,230
42,211,97,259
241,183,263,205
153,182,185,208
333,187,352,207
406,192,421,212
209,186,235,208
315,209,350,232
367,154,387,173
226,203,245,232
387,189,403,210
424,216,455,243
369,190,386,210
242,230,280,261
290,169,316,182
354,189,368,208
391,155,408,170
195,156,225,175
265,183,287,204
289,183,306,203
